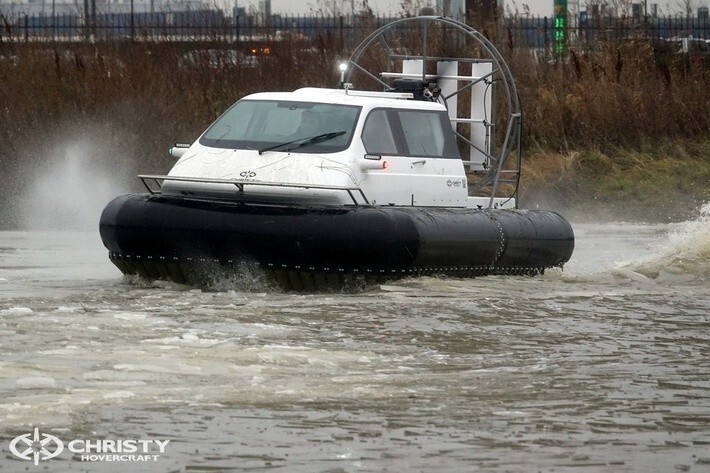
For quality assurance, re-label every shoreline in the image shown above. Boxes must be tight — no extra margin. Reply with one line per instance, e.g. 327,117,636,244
521,144,710,223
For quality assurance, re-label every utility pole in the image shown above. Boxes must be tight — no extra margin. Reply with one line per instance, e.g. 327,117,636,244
84,0,89,40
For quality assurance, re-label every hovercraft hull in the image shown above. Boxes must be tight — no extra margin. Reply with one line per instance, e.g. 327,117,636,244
99,194,574,289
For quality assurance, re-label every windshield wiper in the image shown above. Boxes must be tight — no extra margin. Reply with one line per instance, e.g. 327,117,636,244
257,131,346,155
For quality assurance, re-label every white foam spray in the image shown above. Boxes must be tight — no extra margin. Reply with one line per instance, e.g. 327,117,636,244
19,139,130,230
627,202,710,282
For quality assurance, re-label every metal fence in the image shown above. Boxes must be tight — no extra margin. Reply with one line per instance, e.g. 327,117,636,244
1,11,708,49
503,15,710,50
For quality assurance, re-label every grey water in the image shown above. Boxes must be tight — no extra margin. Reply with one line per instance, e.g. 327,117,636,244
0,211,709,472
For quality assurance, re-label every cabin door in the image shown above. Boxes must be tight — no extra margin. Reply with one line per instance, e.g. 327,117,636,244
359,108,467,207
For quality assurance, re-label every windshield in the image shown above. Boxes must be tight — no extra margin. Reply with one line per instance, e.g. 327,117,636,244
200,99,361,153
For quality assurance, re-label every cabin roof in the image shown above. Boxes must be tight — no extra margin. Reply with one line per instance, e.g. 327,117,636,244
242,87,447,111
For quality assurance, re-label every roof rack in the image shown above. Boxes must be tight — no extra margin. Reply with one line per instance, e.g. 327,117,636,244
345,89,414,99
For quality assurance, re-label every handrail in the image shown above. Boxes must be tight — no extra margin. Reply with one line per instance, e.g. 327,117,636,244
488,113,521,209
138,175,371,206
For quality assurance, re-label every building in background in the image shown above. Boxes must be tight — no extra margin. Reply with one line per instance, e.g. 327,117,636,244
0,0,214,18
436,0,465,21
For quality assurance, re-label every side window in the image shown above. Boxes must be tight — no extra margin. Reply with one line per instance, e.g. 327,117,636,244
362,110,398,155
397,110,460,158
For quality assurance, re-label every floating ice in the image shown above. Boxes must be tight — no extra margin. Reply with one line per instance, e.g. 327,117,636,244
54,306,79,313
113,312,148,320
103,391,135,399
0,307,33,315
16,377,57,389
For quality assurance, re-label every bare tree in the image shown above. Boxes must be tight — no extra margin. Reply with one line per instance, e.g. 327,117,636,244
676,0,696,16
399,0,432,16
584,0,634,17
612,0,634,17
309,0,350,16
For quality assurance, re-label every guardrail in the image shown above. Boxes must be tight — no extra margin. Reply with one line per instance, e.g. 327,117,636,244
139,174,372,206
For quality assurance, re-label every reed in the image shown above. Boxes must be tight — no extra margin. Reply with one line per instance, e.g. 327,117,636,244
505,38,709,151
0,35,707,226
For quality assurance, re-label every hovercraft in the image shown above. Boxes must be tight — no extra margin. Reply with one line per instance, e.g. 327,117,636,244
100,16,574,290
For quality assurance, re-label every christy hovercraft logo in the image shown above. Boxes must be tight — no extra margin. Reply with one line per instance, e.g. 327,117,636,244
9,428,170,465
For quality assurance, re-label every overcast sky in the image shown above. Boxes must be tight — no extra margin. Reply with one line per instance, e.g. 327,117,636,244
235,0,707,17
235,1,552,16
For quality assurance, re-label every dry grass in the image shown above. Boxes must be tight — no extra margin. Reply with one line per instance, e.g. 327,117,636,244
522,141,710,221
0,35,707,226
506,38,709,151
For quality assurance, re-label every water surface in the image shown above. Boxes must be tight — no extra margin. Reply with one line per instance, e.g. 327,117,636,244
1,212,708,472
